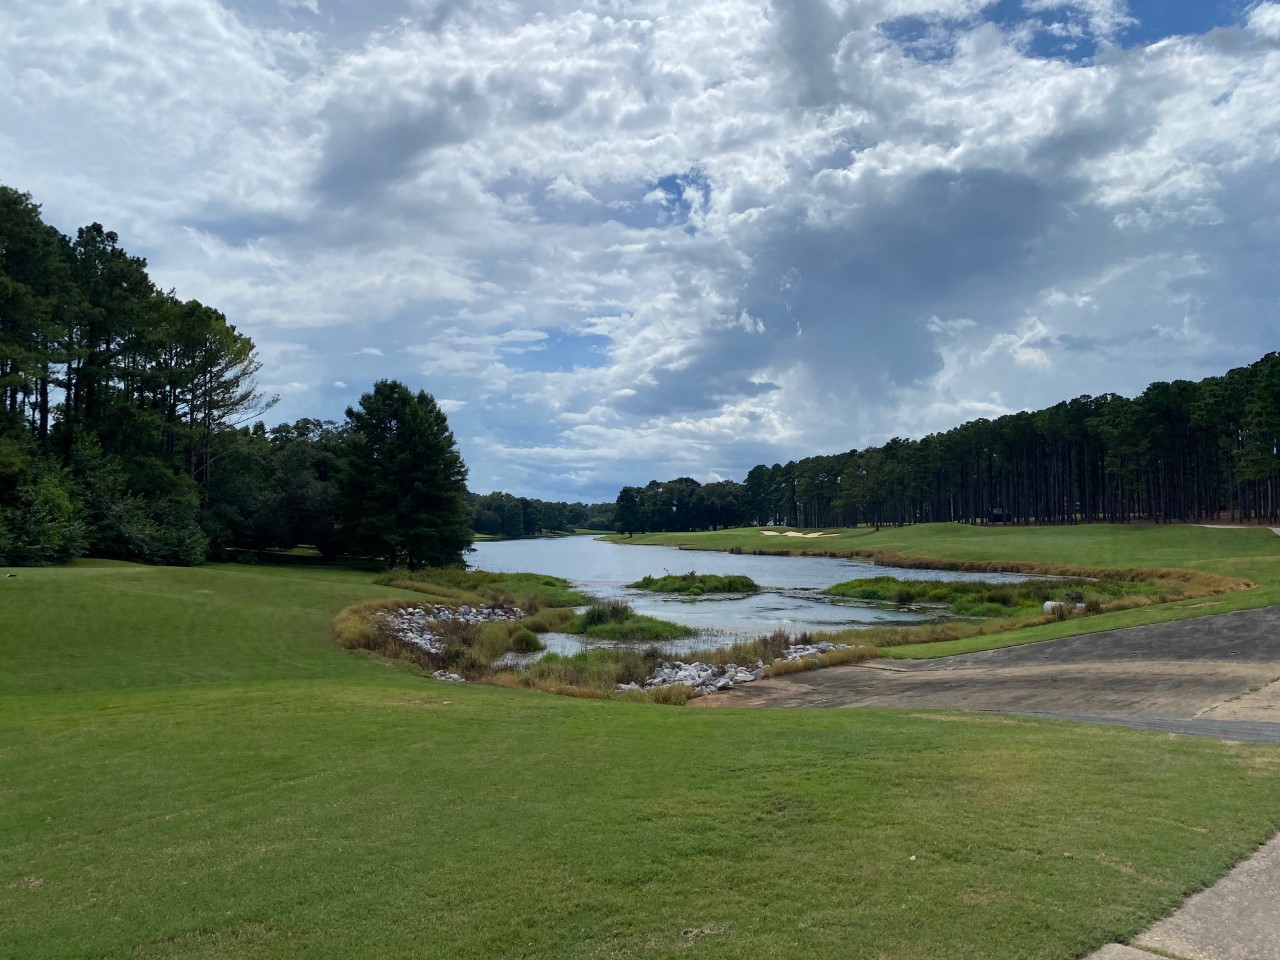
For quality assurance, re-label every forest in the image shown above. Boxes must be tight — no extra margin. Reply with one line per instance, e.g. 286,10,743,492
0,185,483,568
0,184,614,567
468,491,614,538
615,353,1280,534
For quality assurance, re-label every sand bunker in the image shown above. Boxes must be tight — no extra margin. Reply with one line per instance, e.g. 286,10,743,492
759,530,837,538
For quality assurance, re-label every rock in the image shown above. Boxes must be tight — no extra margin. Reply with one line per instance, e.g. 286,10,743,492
616,682,641,692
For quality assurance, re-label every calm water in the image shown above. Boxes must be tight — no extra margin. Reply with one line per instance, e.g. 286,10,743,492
469,537,1032,653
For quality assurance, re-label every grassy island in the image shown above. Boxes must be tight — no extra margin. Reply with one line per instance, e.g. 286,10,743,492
628,571,760,595
563,598,696,642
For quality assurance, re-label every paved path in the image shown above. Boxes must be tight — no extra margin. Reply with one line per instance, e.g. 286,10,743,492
696,606,1280,740
1086,833,1280,959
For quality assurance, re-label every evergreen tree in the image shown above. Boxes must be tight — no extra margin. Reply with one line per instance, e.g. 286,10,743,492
340,380,472,569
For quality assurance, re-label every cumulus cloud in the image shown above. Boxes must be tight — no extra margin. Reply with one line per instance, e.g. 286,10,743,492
2,0,1277,498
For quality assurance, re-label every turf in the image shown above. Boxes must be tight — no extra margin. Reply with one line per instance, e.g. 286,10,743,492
607,524,1280,657
3,560,1280,959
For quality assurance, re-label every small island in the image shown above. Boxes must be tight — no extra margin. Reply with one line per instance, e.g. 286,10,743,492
628,572,761,595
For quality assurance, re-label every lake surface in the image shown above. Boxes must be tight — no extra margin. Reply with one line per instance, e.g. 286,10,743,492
469,537,1034,654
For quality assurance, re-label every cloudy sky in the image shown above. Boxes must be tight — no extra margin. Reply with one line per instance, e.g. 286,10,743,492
2,0,1278,500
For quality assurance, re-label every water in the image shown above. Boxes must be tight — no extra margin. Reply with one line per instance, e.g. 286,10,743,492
469,536,1034,654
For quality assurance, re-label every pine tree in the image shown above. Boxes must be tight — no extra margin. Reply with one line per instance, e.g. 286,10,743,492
340,380,472,569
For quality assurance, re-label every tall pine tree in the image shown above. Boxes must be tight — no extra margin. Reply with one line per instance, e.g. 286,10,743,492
340,380,472,569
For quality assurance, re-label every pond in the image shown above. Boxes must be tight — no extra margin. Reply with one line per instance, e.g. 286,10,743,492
469,536,1035,655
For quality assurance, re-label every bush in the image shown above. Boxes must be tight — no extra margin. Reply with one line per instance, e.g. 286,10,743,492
511,628,542,652
575,599,633,628
0,459,88,566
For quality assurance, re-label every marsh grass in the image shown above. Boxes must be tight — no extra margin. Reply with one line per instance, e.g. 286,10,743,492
563,600,695,643
824,569,1239,651
826,575,1158,617
487,645,705,703
628,571,760,595
762,644,879,677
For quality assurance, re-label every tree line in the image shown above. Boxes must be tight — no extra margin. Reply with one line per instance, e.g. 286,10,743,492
614,353,1280,534
0,185,472,568
469,491,613,539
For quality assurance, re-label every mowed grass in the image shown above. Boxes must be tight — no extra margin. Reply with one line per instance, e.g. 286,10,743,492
3,562,1280,959
609,524,1280,657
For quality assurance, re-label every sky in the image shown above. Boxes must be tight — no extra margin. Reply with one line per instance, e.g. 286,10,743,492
2,0,1278,502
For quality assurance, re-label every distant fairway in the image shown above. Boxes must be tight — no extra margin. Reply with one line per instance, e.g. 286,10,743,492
607,523,1280,657
3,558,1280,959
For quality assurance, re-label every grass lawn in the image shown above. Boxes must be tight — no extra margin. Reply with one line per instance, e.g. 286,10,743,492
607,524,1280,657
3,559,1280,959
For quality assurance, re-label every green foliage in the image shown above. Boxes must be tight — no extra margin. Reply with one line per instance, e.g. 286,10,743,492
0,458,87,565
628,571,760,594
563,600,695,642
468,490,611,537
340,380,472,569
69,441,207,566
510,627,542,652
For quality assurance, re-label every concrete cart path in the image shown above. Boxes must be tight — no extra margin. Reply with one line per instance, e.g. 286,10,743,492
695,606,1280,734
1085,833,1280,960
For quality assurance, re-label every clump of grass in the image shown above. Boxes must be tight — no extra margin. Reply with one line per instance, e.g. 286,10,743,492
563,601,695,643
697,628,802,667
628,572,760,595
760,643,878,677
574,598,633,628
521,646,666,690
329,598,441,671
511,628,542,652
522,608,574,633
331,598,413,651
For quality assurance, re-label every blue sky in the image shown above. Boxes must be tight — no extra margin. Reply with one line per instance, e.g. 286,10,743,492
2,0,1278,500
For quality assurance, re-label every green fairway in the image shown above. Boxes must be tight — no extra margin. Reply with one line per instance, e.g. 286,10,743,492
607,524,1280,657
3,560,1280,959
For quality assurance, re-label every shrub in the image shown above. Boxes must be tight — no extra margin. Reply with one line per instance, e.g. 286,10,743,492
575,599,633,628
511,628,542,652
0,459,89,566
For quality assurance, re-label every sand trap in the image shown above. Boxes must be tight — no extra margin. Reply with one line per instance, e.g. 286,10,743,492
759,530,837,538
1195,524,1280,536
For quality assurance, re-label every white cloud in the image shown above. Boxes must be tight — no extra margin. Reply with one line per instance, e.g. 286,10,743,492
1249,3,1280,39
2,0,1278,497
